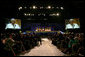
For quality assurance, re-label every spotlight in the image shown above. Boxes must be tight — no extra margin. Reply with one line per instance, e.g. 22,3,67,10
53,13,56,15
47,6,51,9
33,6,37,9
28,14,31,16
56,13,60,16
49,13,60,16
18,7,22,10
60,7,64,10
24,13,27,16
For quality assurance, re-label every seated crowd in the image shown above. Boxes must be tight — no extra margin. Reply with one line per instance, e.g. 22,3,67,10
51,32,85,56
0,32,42,56
0,32,85,56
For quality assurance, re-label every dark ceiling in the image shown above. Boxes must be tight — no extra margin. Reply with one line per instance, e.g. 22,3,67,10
0,0,84,18
0,0,85,31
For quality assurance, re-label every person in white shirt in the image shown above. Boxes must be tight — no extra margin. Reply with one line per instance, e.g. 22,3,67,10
66,19,80,29
5,19,21,29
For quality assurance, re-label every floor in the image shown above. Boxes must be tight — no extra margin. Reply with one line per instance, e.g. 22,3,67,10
20,38,66,56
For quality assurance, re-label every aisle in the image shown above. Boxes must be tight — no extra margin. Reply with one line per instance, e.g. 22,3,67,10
20,38,66,56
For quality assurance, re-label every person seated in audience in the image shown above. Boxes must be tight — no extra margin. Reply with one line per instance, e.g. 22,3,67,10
77,33,85,56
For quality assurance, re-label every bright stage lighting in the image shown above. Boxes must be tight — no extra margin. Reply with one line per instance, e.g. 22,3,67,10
24,13,27,16
24,13,34,16
49,13,60,16
56,13,60,16
60,7,64,10
33,6,37,9
28,14,31,16
18,7,22,10
47,6,51,9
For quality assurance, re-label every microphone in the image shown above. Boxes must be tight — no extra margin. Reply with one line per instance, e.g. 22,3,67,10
14,24,16,29
73,24,75,29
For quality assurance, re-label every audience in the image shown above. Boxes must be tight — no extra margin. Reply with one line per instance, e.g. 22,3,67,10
0,32,84,56
51,32,85,56
0,32,42,56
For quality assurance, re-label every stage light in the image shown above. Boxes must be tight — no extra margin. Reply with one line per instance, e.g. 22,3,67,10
28,14,31,16
49,13,60,16
24,13,34,16
56,13,60,16
24,13,27,16
36,30,38,31
19,7,22,9
47,6,51,9
33,6,36,9
18,7,22,10
24,13,31,16
60,7,64,10
53,13,56,15
33,6,37,9
49,14,54,16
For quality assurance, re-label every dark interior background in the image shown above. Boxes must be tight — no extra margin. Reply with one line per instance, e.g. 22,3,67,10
0,0,84,32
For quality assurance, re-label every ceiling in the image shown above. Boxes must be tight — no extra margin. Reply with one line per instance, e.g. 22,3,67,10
0,0,84,18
